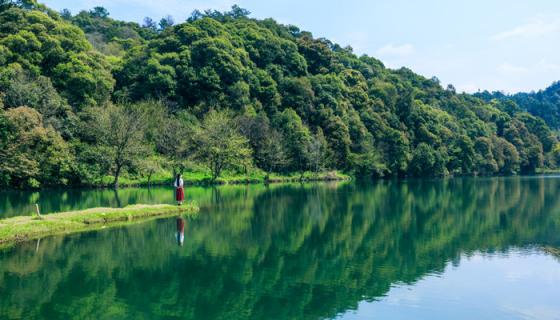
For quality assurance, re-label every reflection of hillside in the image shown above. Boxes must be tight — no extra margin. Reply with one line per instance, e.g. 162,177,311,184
0,182,296,218
1,178,560,319
544,246,560,261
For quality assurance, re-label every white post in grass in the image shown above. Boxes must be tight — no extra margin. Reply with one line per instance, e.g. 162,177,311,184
35,203,42,218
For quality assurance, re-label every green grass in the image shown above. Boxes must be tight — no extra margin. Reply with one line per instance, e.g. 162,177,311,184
0,203,199,250
97,169,351,187
536,168,560,174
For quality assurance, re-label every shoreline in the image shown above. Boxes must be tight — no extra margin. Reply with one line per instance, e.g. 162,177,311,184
0,171,352,191
0,204,199,250
3,171,558,192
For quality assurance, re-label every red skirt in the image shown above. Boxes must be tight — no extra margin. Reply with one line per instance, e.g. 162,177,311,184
176,187,185,201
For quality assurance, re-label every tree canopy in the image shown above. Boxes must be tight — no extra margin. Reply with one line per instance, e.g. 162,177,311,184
1,2,559,188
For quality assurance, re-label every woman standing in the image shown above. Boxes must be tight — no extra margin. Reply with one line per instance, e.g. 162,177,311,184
174,174,184,205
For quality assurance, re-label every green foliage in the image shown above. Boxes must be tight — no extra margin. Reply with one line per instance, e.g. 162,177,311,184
95,103,151,187
274,108,312,175
0,6,114,108
0,66,76,137
474,137,498,175
476,82,560,129
0,2,559,188
0,107,73,188
193,110,252,180
408,143,447,177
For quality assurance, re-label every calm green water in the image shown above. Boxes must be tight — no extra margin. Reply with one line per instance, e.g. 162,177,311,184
1,177,560,319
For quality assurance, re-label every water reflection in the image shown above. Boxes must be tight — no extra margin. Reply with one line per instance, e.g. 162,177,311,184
0,177,559,319
0,185,196,218
176,217,185,246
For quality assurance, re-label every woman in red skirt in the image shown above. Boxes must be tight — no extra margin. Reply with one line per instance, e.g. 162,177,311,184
174,174,184,205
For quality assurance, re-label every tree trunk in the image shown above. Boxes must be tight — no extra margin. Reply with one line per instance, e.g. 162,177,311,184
113,165,122,189
212,161,221,182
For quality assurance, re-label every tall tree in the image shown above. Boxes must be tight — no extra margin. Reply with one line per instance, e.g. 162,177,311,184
274,109,312,179
193,110,252,181
96,103,150,188
142,17,157,31
158,15,174,30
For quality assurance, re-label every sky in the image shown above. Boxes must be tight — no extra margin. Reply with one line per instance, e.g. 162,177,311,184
41,0,560,94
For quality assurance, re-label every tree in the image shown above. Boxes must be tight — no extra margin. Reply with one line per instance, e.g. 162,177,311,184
408,143,446,177
96,103,150,188
139,156,165,186
60,8,72,20
308,128,328,174
0,67,74,137
492,136,519,174
0,7,115,109
552,143,560,168
323,115,352,169
380,129,410,177
503,119,544,173
258,129,288,178
89,6,109,18
237,112,287,176
349,139,387,178
0,107,72,188
159,15,174,30
193,110,252,181
156,111,197,174
228,5,250,18
474,137,498,175
274,109,312,179
448,135,475,175
142,17,157,31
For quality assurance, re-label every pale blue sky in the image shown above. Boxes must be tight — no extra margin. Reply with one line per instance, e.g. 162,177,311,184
42,0,560,94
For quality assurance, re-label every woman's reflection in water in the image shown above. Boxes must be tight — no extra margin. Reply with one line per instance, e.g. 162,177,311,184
176,217,185,246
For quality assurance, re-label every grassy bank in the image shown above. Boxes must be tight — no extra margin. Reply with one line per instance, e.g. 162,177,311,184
0,204,198,250
97,170,351,188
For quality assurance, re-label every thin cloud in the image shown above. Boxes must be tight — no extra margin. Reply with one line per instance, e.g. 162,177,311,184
498,63,529,74
375,43,414,57
498,60,560,75
535,60,560,71
492,18,560,40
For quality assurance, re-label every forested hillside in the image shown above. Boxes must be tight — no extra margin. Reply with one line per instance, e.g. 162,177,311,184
1,0,559,188
476,82,560,129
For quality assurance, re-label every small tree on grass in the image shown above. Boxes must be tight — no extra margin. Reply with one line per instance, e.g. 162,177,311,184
155,110,198,175
139,155,165,186
193,110,252,181
258,129,288,180
97,103,149,188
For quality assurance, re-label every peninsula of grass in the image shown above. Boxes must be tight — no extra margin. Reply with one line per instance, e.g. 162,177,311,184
0,204,199,249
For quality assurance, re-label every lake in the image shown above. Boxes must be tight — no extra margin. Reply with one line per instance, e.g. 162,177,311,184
1,177,560,319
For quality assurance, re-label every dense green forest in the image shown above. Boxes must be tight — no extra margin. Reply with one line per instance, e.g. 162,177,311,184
475,82,560,129
1,0,560,188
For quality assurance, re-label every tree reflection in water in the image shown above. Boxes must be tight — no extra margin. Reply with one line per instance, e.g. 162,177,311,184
1,177,560,319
